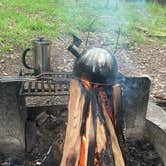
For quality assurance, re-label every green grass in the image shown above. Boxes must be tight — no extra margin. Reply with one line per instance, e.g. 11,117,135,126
0,0,58,54
0,0,166,55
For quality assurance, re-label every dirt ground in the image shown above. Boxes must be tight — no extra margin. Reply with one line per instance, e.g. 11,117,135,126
0,34,165,103
0,34,165,165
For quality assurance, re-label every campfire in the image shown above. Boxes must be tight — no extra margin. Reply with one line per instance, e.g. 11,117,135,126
60,47,126,166
0,36,164,166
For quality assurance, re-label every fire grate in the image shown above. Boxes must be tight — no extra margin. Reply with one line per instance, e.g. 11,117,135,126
19,72,73,96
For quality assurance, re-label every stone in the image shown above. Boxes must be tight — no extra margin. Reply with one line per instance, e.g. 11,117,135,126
145,101,166,165
0,81,26,154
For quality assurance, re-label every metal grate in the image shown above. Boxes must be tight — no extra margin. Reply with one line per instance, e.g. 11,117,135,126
19,72,73,96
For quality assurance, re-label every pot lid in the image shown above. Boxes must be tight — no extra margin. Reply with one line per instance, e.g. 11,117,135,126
31,37,52,45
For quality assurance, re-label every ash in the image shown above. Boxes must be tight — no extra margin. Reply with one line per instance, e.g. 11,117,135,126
0,106,164,166
127,139,164,166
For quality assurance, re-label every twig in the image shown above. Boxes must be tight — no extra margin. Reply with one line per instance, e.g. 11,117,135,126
36,145,53,165
113,26,121,55
85,19,96,46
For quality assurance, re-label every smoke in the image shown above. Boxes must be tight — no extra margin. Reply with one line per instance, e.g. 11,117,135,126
57,0,149,75
58,0,148,46
61,0,147,26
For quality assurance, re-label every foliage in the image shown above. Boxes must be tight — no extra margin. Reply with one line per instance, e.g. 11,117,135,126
0,0,165,54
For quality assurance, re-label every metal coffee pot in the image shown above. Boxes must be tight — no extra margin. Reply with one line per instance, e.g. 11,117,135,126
22,37,52,75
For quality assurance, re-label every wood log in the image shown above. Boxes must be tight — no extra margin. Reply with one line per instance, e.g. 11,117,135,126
102,102,125,166
61,80,125,166
60,79,86,166
96,117,106,154
112,84,122,118
84,102,95,166
91,87,115,166
112,84,129,165
35,111,49,127
96,116,111,166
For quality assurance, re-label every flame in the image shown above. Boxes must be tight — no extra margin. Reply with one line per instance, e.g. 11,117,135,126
80,77,91,90
78,136,101,166
79,77,101,166
79,135,86,166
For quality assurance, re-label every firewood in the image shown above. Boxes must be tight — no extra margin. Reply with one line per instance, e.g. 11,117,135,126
61,80,125,166
112,84,129,164
35,111,49,127
102,103,125,166
96,117,110,166
112,84,122,118
84,102,95,166
91,87,115,166
60,79,86,166
96,117,107,153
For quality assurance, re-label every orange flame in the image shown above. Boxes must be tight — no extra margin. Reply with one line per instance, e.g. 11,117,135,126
78,135,86,166
80,77,91,91
79,77,101,166
78,136,101,166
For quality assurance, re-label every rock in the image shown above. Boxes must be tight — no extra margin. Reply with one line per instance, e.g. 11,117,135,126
0,81,26,154
2,72,8,76
0,59,5,63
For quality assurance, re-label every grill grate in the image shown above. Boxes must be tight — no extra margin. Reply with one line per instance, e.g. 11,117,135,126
20,72,73,96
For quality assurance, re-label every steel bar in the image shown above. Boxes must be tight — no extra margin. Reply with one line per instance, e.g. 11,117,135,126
19,72,73,96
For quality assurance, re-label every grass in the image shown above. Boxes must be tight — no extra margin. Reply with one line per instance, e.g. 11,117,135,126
0,0,58,54
0,0,166,55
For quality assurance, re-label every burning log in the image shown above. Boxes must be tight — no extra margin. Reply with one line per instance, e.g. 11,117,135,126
60,79,125,166
60,79,85,166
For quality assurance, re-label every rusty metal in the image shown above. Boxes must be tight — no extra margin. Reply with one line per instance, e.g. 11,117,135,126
19,72,73,96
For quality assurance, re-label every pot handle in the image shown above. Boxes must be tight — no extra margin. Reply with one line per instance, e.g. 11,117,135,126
22,48,33,69
67,34,82,58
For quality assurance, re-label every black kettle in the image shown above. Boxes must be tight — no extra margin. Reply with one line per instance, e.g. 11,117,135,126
68,35,118,84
